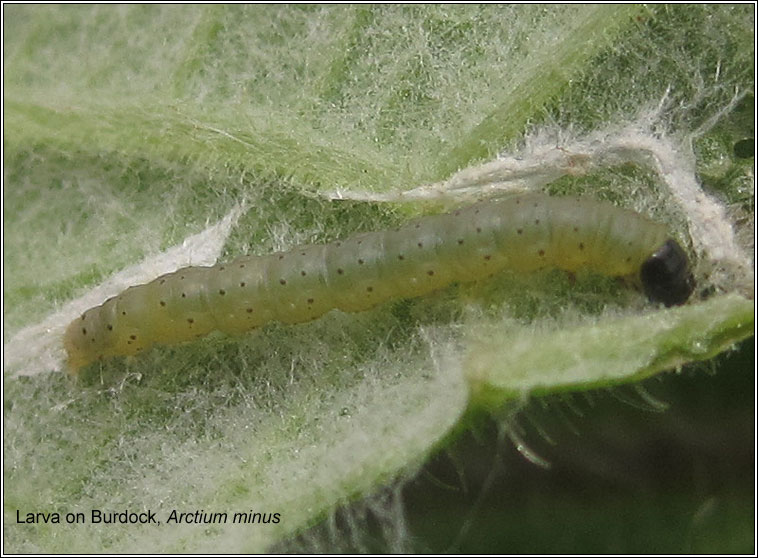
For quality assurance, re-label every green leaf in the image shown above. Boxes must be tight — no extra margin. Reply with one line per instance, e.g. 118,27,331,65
467,293,753,406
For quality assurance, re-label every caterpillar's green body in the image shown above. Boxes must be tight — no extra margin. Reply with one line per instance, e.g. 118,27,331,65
64,194,694,375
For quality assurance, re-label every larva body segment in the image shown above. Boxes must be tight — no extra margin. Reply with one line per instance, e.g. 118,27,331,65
63,194,694,375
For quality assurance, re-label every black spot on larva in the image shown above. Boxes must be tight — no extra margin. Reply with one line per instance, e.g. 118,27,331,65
159,279,166,285
121,310,127,315
415,223,421,229
181,293,186,298
579,243,584,251
107,325,113,331
454,210,461,216
187,318,194,324
240,281,246,287
336,242,342,247
180,275,185,280
239,263,245,268
219,266,225,271
307,298,314,304
279,279,287,285
301,270,306,276
130,335,137,340
517,228,523,235
515,199,521,204
457,239,464,245
476,227,482,233
417,242,423,248
640,239,695,307
90,338,95,343
573,226,579,232
398,255,405,260
301,251,306,256
358,259,364,265
160,300,166,306
474,209,480,214
535,219,540,225
625,256,632,263
538,249,545,257
357,240,362,245
81,315,86,321
337,268,344,275
219,289,226,295
366,286,373,292
427,270,434,276
279,255,285,260
246,308,253,313
483,255,491,261
82,328,87,335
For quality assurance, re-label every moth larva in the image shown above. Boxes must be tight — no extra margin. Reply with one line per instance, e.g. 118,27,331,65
63,194,695,375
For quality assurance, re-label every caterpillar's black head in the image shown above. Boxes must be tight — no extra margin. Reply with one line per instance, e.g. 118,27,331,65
640,239,695,307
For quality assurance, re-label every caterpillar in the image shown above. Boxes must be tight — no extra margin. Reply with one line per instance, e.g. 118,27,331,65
63,194,694,375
